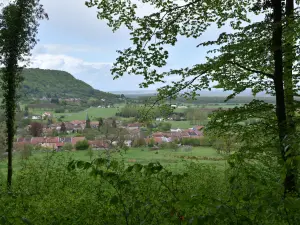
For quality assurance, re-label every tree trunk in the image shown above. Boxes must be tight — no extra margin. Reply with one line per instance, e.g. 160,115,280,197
272,0,296,195
283,0,298,195
284,0,296,133
5,64,18,189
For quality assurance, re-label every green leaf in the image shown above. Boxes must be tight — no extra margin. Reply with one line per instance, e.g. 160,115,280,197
21,217,32,225
110,196,119,205
76,161,85,169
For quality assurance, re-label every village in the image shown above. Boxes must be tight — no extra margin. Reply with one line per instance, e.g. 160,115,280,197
15,110,205,151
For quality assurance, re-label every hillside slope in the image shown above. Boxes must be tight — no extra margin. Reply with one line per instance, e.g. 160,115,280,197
19,68,117,100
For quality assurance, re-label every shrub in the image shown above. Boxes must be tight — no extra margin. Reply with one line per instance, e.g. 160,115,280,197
132,138,146,147
62,143,73,151
75,140,89,150
55,108,65,113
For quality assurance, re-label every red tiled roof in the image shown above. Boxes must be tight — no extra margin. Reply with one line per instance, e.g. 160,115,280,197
44,137,59,143
194,126,204,131
152,132,164,137
71,120,86,125
31,137,45,145
153,137,163,144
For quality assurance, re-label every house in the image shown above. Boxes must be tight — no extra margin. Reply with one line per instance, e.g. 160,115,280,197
88,140,108,149
170,128,182,132
192,126,204,136
40,137,59,149
32,115,41,120
31,137,46,145
127,123,142,130
42,112,52,119
90,121,99,129
70,120,86,126
59,137,72,143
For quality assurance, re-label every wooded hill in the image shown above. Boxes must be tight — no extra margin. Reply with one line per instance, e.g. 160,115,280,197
15,68,118,101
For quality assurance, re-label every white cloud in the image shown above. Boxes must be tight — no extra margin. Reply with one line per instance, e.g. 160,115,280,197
33,44,104,55
29,51,148,92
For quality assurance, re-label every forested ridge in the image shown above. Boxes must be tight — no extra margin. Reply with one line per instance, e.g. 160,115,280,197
0,68,118,100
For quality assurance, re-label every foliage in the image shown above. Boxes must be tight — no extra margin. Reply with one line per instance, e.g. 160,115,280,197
157,122,172,132
0,123,7,159
185,108,209,125
83,128,100,140
62,143,73,151
87,0,300,195
60,122,66,133
132,138,146,147
160,142,179,150
75,140,89,150
20,144,33,160
55,108,65,113
17,68,119,100
1,153,299,224
0,0,47,187
29,121,43,137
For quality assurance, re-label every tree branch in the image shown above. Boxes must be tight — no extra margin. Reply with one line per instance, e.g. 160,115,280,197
229,61,274,79
140,68,211,120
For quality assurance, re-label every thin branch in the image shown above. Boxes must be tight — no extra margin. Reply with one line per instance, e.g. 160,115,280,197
142,0,202,49
141,68,210,119
229,61,274,79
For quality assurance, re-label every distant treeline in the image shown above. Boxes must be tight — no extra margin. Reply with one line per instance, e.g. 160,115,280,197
133,96,278,104
116,105,186,120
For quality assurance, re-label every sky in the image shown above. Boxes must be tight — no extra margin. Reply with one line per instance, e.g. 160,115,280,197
29,0,240,92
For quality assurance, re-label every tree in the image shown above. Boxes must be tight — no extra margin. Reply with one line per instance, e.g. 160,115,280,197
0,0,47,188
29,122,43,137
85,112,91,129
62,143,73,151
158,122,171,132
88,0,300,195
0,123,7,159
60,122,66,133
112,119,117,128
75,140,89,150
97,117,103,130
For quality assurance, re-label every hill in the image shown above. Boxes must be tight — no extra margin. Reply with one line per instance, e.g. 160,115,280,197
17,68,118,101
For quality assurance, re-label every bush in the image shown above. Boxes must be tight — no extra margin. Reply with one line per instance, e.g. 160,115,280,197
75,140,89,150
21,144,33,160
132,138,146,147
62,143,73,151
0,153,299,224
55,108,65,113
181,138,201,146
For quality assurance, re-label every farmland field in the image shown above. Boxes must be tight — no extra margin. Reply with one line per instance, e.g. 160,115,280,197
0,147,226,174
169,120,192,129
55,107,120,121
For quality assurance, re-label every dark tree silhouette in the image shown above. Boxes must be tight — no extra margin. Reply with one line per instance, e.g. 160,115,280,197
60,122,66,133
29,122,43,137
0,0,48,188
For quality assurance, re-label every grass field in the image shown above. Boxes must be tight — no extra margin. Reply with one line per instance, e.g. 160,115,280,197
0,147,226,174
55,107,120,121
169,120,193,129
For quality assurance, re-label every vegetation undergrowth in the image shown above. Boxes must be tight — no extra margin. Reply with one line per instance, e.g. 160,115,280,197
0,153,299,225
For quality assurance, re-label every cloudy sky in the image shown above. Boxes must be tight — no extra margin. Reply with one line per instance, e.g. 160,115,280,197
30,0,233,92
